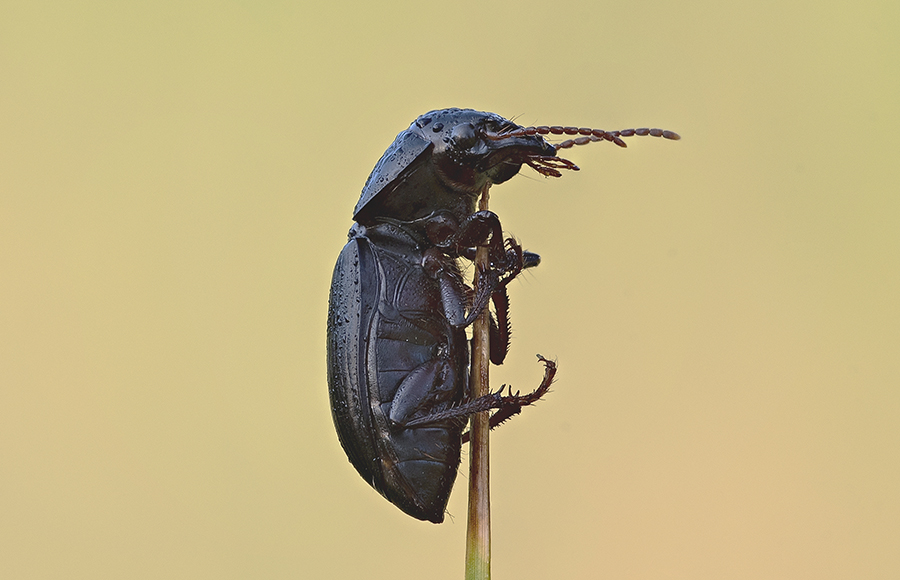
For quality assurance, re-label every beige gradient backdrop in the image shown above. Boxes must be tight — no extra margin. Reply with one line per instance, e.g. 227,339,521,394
2,1,897,579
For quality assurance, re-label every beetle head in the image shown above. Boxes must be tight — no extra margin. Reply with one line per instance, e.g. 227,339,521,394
421,109,557,192
353,108,556,224
353,109,682,224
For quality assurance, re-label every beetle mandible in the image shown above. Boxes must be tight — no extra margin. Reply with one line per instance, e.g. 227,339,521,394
326,108,680,522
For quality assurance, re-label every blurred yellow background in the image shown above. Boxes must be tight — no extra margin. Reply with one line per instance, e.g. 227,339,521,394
2,1,897,578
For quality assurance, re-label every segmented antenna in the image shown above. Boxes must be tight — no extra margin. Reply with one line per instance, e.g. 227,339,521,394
487,124,681,178
490,125,680,147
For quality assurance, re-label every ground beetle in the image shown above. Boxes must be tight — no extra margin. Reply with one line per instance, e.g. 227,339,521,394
326,108,679,522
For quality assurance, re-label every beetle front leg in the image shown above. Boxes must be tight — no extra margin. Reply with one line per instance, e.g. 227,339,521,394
440,210,506,265
460,245,540,273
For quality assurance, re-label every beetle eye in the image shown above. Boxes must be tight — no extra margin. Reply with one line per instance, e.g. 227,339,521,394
449,123,477,151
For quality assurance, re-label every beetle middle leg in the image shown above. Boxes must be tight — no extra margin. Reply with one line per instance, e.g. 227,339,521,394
422,247,516,331
404,355,556,430
488,238,538,365
461,238,538,365
489,288,510,365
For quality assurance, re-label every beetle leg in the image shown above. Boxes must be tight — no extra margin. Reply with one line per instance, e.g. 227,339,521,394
460,355,557,442
422,247,468,326
461,245,537,271
460,246,477,261
490,243,539,364
389,359,459,426
488,355,556,429
405,355,556,429
462,244,539,268
489,288,511,365
443,210,506,265
454,240,537,360
497,238,525,287
423,247,496,329
461,263,499,328
523,250,541,270
495,238,539,287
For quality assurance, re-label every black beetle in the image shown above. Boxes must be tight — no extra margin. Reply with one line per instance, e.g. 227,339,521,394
326,108,679,522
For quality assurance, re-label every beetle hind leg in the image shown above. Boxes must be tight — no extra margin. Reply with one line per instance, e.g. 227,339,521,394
461,354,556,442
404,355,556,433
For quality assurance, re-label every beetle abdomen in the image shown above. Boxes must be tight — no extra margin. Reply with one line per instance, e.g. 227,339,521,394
327,237,379,482
327,229,465,522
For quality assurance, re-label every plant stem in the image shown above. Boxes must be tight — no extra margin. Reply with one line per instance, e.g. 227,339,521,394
465,186,492,580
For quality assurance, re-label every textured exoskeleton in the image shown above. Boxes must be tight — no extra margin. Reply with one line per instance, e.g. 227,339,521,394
326,108,679,522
